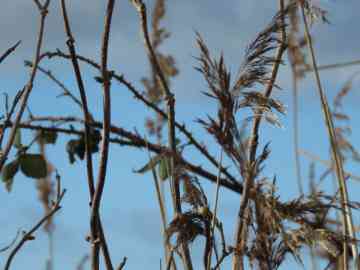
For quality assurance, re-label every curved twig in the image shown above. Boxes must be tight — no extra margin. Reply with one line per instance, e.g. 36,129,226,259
4,189,66,270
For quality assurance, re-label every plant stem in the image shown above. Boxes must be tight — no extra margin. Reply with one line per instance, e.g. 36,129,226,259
232,1,286,269
299,3,359,269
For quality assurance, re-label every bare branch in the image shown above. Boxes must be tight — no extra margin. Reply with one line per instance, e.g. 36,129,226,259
89,1,116,270
40,49,239,187
0,1,50,171
4,189,66,270
0,41,21,64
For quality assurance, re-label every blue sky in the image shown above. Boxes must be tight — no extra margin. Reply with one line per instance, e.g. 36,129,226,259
1,0,360,269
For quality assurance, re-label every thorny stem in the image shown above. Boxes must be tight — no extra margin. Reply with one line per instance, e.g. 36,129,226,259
1,118,241,194
299,3,359,269
232,1,287,269
25,62,82,108
59,1,114,269
90,1,115,270
59,0,95,201
131,1,193,269
0,1,50,171
39,50,240,189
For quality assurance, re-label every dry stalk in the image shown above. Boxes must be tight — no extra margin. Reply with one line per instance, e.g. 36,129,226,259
292,71,303,195
232,1,287,269
145,140,177,270
130,1,193,268
299,2,359,269
206,149,224,270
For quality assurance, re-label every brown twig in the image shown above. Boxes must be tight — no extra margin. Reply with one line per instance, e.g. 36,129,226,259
40,49,239,188
90,1,115,270
24,61,82,108
0,41,21,64
0,230,20,253
0,0,50,171
116,257,127,270
4,188,66,270
59,1,114,269
60,0,95,202
15,116,242,194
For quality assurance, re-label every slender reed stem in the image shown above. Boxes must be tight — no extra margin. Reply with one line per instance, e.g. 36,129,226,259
206,149,224,270
291,69,303,195
130,1,193,268
145,140,177,270
232,1,286,269
299,3,359,269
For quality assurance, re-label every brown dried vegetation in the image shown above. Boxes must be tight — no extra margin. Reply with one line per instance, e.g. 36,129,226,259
1,0,360,270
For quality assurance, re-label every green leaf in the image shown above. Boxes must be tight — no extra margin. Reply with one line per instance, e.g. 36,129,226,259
1,159,19,192
14,128,22,149
134,154,164,174
66,139,85,164
158,157,171,181
19,154,47,179
38,130,58,144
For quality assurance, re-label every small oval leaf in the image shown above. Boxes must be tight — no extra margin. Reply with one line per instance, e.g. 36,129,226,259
19,154,47,179
2,159,19,192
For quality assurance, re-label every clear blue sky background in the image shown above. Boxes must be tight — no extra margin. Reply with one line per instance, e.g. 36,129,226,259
1,0,360,269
